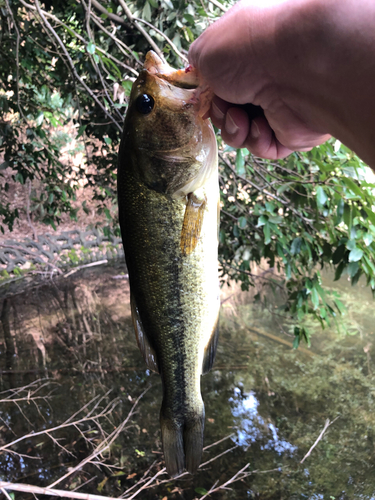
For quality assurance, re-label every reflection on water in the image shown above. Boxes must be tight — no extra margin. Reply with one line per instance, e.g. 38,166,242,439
0,263,375,499
231,389,297,456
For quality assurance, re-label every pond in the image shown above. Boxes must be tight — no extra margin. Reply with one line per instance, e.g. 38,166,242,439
0,262,375,499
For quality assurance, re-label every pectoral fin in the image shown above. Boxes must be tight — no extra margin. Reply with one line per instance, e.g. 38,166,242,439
202,316,219,375
180,192,206,256
131,294,159,373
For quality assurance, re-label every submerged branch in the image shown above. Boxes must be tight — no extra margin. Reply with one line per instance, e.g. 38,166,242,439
300,416,339,463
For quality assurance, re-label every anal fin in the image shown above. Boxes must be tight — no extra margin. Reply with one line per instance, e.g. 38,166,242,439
202,316,219,375
180,192,206,256
131,294,159,373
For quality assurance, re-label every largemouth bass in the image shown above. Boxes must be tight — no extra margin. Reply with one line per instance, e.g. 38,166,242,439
117,51,219,477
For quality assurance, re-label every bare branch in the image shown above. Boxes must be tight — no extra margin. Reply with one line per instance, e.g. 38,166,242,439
4,0,29,124
0,396,121,454
202,432,235,451
89,10,139,68
91,0,128,26
91,0,164,60
0,488,13,500
0,482,120,500
47,386,151,489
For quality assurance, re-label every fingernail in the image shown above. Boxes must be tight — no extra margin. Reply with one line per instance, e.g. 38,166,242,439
212,101,225,121
225,112,239,135
250,121,260,139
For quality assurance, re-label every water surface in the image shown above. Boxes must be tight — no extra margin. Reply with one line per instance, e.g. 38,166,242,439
0,263,374,499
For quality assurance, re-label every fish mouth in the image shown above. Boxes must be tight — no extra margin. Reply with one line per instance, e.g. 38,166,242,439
142,51,213,117
144,51,200,89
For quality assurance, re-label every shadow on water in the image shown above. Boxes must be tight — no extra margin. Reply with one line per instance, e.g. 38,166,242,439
0,263,375,499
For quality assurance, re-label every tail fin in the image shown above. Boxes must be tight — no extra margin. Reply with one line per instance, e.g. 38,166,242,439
160,406,205,477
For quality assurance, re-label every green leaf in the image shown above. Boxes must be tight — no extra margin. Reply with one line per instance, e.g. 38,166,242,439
142,1,152,21
363,255,375,274
257,215,268,227
122,80,133,96
77,125,87,138
86,42,96,54
363,233,373,246
293,335,300,349
342,176,364,199
364,206,375,226
238,216,247,229
316,186,328,207
268,215,283,224
334,298,346,314
348,247,363,262
343,204,352,229
311,287,319,309
351,269,362,286
264,222,271,245
195,487,208,495
277,182,293,194
334,261,345,281
346,239,356,250
347,261,359,277
235,149,245,175
311,288,319,309
335,198,345,224
36,112,44,126
101,56,121,78
290,237,302,255
97,477,108,492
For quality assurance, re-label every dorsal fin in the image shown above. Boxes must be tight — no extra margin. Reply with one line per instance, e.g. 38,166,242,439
131,294,159,373
180,192,206,256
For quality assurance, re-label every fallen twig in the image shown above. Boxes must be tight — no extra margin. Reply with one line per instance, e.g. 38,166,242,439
63,260,108,278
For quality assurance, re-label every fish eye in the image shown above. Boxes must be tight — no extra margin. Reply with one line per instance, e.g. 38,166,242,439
136,94,155,115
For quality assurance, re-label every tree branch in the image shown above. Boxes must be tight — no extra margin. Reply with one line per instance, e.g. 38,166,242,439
116,0,165,60
32,0,122,131
91,0,128,26
134,17,187,63
207,0,228,12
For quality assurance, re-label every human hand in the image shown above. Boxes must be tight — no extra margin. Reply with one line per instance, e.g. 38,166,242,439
189,0,332,159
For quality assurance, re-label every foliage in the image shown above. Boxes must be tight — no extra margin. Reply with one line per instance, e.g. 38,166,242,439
219,140,375,345
0,0,222,233
1,0,375,343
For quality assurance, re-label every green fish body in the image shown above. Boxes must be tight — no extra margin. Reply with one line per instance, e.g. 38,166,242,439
117,51,219,477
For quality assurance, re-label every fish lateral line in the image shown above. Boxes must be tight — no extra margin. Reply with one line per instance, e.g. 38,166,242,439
180,192,207,256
